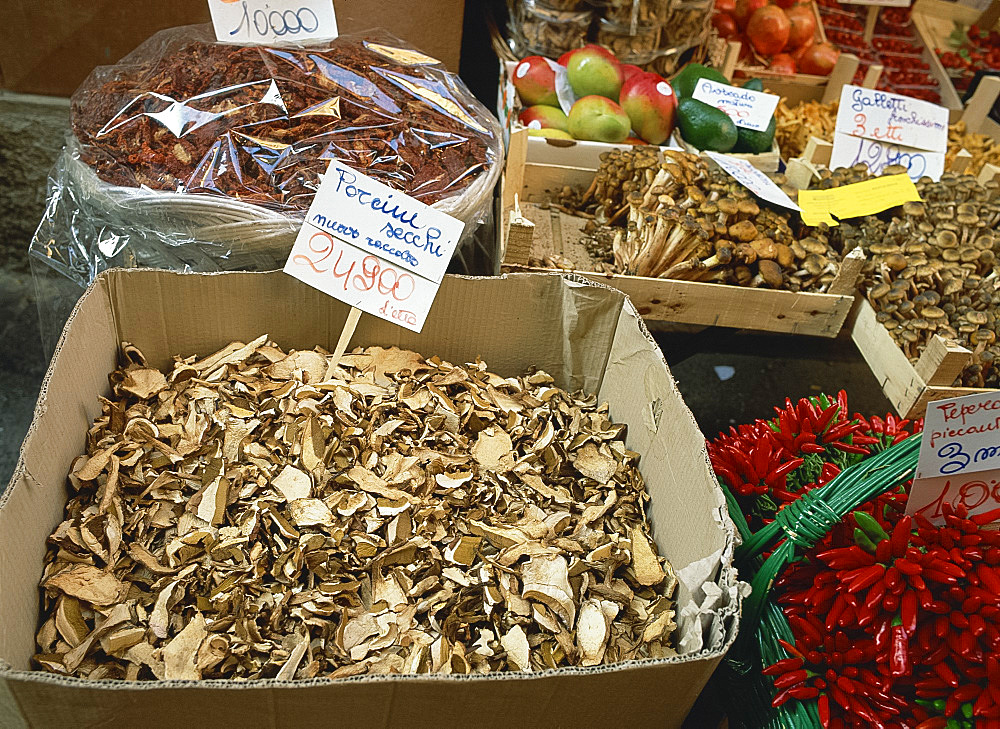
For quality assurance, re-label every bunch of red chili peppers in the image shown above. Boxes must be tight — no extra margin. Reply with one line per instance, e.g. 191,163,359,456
710,391,1000,729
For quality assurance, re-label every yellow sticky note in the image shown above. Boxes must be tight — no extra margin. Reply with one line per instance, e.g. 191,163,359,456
797,188,840,227
798,174,921,227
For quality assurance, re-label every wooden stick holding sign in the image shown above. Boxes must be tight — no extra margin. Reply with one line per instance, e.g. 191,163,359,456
821,54,860,104
863,5,879,43
332,307,363,363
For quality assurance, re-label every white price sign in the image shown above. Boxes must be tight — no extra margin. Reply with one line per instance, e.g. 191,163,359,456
208,0,339,44
692,79,779,132
284,160,465,332
828,132,945,183
908,391,1000,523
831,85,948,181
705,152,800,210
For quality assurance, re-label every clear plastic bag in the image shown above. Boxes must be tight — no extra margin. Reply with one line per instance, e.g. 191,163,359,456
30,24,503,351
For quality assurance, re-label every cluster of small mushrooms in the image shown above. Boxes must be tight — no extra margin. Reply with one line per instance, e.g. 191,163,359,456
546,148,845,292
830,167,1000,387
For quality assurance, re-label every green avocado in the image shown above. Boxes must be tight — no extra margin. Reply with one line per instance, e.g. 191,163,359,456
672,63,731,98
676,97,738,153
735,115,777,154
742,77,765,92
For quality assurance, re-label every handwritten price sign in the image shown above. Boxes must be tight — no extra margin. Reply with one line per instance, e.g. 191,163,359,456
829,133,945,183
692,79,779,133
208,0,338,44
831,85,948,181
705,152,800,210
284,160,465,332
908,392,1000,523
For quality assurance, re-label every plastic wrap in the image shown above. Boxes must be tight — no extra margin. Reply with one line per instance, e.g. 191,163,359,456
30,24,503,351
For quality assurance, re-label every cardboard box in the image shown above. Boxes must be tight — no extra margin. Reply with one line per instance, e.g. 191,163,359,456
1,1,465,97
500,129,865,337
0,269,738,728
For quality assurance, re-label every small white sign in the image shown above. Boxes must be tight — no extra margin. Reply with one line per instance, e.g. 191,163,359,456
692,79,779,132
208,0,339,45
829,132,945,182
705,152,801,211
835,85,948,154
284,160,466,332
908,391,1000,523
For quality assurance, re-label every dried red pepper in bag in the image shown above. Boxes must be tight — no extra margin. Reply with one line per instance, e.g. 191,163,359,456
71,25,501,216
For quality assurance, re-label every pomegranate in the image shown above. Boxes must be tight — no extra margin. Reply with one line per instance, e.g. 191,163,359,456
785,5,817,49
734,0,767,29
769,53,797,74
790,38,813,64
712,12,739,39
715,0,736,13
799,42,839,75
774,0,798,9
747,6,791,56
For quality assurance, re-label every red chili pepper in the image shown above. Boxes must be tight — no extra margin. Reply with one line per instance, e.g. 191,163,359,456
765,458,804,485
777,638,805,660
973,508,1000,525
953,683,982,701
771,686,798,707
789,685,820,700
848,565,885,593
831,442,871,455
914,719,948,729
932,661,960,687
817,693,831,728
890,516,912,557
762,657,804,675
978,564,1000,593
901,590,919,635
896,558,922,576
773,669,809,689
890,622,911,677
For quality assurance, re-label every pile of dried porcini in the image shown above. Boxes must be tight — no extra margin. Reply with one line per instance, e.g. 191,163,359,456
35,338,677,680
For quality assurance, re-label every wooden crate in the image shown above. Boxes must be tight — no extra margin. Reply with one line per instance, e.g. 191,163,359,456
672,131,782,172
912,0,1000,122
849,298,994,418
499,129,864,337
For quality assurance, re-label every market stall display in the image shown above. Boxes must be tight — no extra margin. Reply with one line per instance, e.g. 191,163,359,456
0,269,739,727
28,24,504,352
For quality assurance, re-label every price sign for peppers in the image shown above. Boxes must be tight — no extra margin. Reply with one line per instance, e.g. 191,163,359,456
283,160,465,332
908,391,1000,523
829,85,948,182
208,0,339,44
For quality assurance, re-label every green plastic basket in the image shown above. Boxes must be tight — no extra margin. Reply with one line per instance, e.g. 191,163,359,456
719,432,922,729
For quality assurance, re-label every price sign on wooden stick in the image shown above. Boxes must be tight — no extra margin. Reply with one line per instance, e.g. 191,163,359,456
284,160,465,342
